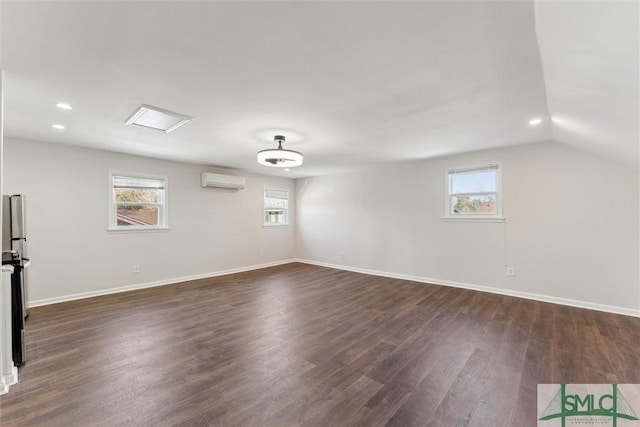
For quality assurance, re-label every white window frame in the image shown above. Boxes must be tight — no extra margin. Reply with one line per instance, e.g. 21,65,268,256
443,163,505,222
107,170,170,232
263,188,289,227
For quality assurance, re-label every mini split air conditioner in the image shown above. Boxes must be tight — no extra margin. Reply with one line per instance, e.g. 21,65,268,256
200,172,246,190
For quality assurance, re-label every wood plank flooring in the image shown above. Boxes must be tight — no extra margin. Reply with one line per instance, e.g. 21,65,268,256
1,262,638,426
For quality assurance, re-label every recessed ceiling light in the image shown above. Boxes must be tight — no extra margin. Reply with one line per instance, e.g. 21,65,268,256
56,102,72,110
52,124,65,130
529,118,542,126
125,104,192,133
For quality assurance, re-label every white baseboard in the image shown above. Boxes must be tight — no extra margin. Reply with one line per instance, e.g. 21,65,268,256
29,257,640,318
29,259,297,308
295,258,640,318
0,366,18,396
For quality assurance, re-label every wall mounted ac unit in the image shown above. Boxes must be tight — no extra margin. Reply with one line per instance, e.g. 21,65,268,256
201,172,246,190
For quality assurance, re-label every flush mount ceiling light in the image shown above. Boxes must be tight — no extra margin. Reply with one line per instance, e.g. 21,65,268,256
125,104,192,133
56,102,72,110
51,124,65,130
257,135,303,168
529,117,542,126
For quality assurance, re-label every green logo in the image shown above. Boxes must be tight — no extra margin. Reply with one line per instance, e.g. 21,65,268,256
539,384,639,427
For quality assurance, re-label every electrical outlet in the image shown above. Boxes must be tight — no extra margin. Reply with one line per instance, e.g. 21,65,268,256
506,267,515,276
259,249,264,258
133,265,140,274
339,252,345,260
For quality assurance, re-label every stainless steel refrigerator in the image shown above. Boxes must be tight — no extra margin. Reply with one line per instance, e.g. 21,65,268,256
2,194,30,366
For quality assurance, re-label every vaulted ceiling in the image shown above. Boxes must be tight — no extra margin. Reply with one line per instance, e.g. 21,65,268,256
1,1,637,177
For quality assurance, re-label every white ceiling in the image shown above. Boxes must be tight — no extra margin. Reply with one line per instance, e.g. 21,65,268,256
1,1,637,177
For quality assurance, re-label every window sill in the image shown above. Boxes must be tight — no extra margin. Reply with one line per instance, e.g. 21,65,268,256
263,224,289,228
441,216,505,223
107,227,171,233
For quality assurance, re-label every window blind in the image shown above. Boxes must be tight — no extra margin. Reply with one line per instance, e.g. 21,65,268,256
265,190,288,199
113,175,165,189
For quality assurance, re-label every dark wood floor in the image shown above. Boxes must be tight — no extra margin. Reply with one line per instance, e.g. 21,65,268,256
1,263,638,426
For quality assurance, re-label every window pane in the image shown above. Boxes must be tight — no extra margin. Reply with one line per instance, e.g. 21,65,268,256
451,169,496,194
116,205,159,226
115,188,161,204
265,196,288,210
264,189,288,226
265,209,285,224
451,195,496,214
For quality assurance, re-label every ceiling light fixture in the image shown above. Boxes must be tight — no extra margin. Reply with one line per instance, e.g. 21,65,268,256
56,102,73,110
257,135,303,168
52,124,65,130
529,117,542,126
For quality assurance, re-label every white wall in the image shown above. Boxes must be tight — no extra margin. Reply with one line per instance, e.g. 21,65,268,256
295,141,640,314
3,137,296,304
4,137,639,315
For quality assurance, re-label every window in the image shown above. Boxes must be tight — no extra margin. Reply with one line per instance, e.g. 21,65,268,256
445,164,503,221
264,189,289,226
109,172,168,231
